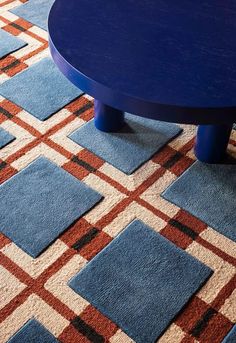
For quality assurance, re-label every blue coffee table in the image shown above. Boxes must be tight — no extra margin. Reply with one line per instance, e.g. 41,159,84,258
48,0,236,163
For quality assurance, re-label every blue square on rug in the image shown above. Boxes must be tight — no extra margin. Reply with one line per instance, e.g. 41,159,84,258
69,220,212,343
0,156,102,258
69,114,182,174
11,0,55,31
7,319,59,343
0,127,15,149
162,161,236,242
0,57,83,121
0,29,27,59
222,325,236,343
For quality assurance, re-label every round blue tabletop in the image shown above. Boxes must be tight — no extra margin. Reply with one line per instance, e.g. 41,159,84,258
48,0,236,124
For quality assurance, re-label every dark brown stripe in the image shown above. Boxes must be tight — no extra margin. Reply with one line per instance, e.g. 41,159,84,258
72,228,99,251
0,106,13,118
169,219,198,240
2,60,20,72
163,152,183,169
72,156,96,172
71,316,104,343
0,161,7,170
10,22,25,32
74,102,93,116
190,308,217,338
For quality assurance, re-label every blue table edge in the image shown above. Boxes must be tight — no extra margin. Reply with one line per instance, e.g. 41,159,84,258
48,5,235,164
48,35,235,125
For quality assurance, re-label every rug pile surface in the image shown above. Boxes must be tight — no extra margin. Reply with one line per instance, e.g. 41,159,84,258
0,1,235,342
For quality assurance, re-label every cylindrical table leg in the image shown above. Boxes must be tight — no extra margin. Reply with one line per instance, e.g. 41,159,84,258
94,100,125,132
194,124,233,163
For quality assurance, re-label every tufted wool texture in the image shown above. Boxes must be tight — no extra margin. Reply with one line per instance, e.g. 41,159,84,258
0,29,27,59
0,157,102,257
162,161,236,242
69,220,212,343
221,325,236,343
0,57,83,120
70,115,182,174
8,318,60,343
0,127,15,148
11,0,55,31
0,1,236,343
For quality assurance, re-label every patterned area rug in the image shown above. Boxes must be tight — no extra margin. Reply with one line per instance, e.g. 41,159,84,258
0,1,236,343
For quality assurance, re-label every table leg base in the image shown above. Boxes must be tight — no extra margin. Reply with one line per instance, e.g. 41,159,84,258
94,100,125,132
194,124,233,163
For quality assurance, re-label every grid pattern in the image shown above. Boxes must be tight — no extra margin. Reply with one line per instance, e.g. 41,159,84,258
0,1,236,342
